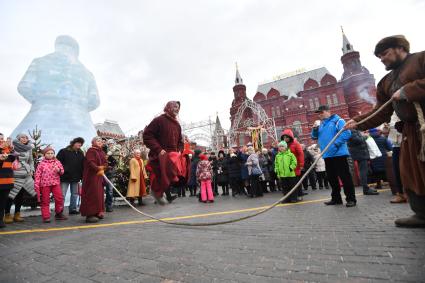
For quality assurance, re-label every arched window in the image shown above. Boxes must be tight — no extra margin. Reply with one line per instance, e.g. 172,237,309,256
327,95,332,106
333,93,339,105
309,99,314,110
314,97,320,108
292,121,302,137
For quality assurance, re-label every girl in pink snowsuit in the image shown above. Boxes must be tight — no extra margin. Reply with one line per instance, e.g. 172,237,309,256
196,154,214,203
34,147,67,223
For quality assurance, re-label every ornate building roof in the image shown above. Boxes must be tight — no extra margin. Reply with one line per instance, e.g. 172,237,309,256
95,120,125,139
256,67,331,98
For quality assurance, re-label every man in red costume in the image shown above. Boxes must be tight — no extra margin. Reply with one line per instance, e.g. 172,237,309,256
143,101,188,205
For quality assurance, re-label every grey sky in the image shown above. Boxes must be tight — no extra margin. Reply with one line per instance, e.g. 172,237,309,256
0,0,424,140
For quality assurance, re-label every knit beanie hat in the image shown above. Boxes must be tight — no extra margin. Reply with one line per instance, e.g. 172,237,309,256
278,141,287,148
42,146,55,155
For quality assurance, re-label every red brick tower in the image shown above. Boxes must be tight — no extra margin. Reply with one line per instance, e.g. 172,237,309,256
340,28,376,117
229,64,253,146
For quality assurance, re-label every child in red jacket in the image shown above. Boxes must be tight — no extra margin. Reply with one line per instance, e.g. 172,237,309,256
34,147,67,223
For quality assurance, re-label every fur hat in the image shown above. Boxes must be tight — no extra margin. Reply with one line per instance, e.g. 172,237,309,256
374,35,410,57
42,146,55,155
70,137,85,146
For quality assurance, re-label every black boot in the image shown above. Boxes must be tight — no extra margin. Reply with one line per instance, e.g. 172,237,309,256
138,197,145,206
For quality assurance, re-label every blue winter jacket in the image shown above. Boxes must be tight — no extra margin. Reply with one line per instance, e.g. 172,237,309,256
311,114,351,159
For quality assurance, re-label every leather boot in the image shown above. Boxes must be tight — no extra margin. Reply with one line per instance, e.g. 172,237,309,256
86,216,99,223
390,193,407,203
13,212,24,222
395,214,425,228
4,213,13,224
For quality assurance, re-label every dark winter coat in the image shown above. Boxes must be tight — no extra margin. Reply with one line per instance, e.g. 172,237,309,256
188,150,201,187
370,132,393,173
237,151,249,180
215,157,229,185
302,149,314,172
57,146,85,183
226,155,241,181
347,130,370,161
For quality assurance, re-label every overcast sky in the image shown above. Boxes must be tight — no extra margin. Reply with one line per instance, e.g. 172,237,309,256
0,0,424,141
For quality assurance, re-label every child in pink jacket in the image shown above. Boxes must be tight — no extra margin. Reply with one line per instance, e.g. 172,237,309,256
34,147,67,223
196,154,214,203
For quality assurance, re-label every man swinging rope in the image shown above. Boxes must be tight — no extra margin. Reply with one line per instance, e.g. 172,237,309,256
346,35,425,228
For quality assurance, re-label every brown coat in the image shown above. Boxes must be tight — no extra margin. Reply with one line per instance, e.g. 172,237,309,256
127,158,148,198
80,146,107,216
354,51,425,195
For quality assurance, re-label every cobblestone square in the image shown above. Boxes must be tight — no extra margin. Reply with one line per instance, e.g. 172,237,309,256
1,187,424,282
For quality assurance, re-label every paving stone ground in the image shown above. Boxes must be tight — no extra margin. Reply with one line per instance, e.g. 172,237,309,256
0,186,424,282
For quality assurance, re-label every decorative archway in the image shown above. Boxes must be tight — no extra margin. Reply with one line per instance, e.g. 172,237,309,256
229,99,277,147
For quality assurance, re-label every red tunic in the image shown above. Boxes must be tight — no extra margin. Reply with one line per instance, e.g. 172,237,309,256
80,146,107,217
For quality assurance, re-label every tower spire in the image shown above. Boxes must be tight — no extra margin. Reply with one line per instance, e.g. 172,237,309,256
341,26,354,55
235,62,243,85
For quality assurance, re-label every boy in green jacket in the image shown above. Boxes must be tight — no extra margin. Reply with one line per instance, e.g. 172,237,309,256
274,141,298,203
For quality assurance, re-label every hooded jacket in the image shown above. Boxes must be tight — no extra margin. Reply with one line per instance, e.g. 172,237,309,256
281,129,304,176
274,149,297,178
311,114,351,159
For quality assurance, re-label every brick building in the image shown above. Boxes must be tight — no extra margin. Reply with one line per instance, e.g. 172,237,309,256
229,31,376,147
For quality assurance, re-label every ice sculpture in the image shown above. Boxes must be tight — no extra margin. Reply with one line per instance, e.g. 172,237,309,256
11,35,100,150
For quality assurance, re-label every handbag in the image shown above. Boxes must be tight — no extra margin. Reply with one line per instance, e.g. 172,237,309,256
12,158,21,170
366,137,382,159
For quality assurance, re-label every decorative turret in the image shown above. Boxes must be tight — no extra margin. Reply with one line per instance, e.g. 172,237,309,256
339,28,376,118
233,62,247,101
215,115,223,132
341,26,354,55
235,62,243,85
340,28,362,79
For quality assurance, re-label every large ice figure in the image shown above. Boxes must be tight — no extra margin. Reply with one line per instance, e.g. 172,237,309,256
12,35,100,150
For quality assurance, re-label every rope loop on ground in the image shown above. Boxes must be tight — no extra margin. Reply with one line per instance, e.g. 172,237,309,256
104,97,395,226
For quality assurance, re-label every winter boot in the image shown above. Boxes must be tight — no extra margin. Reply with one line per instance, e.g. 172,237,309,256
13,212,24,222
86,216,99,223
395,214,425,228
138,197,145,206
4,213,13,224
55,212,68,220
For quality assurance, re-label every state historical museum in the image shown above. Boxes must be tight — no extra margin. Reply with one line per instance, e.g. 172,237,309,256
229,32,376,147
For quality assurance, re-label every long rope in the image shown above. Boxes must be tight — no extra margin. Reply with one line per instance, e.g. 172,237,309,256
103,97,395,227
